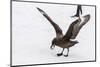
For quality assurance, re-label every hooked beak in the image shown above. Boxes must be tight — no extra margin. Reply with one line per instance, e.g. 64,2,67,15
50,44,55,50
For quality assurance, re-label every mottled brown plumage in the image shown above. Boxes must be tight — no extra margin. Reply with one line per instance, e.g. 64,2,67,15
37,7,90,57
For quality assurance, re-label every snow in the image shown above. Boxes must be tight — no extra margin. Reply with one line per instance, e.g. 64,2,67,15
12,1,95,66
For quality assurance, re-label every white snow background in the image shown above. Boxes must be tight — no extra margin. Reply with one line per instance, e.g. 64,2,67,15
12,1,95,65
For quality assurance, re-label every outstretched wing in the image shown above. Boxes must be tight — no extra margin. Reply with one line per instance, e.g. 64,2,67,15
62,18,81,41
71,14,90,39
63,14,90,41
37,7,63,38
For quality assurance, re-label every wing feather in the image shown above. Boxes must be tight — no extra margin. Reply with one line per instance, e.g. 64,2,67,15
63,18,81,41
71,14,90,39
63,14,90,41
37,7,63,38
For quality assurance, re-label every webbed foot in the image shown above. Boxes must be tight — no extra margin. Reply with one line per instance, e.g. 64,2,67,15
64,55,68,57
57,53,63,56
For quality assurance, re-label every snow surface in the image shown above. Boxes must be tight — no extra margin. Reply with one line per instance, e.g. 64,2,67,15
12,1,95,65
